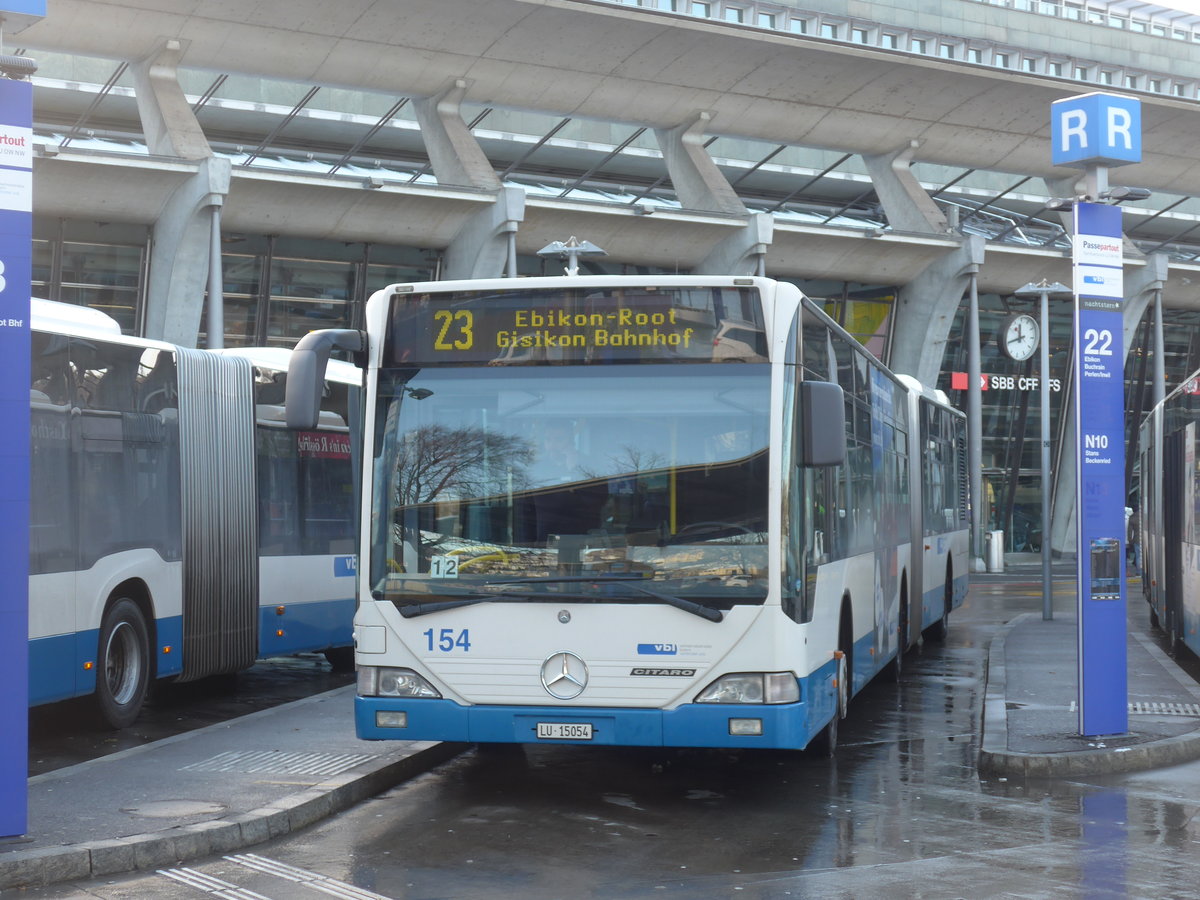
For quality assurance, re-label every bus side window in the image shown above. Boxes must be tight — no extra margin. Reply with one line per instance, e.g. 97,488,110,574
32,333,72,405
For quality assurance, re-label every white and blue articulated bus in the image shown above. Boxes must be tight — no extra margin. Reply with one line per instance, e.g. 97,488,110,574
1138,370,1200,655
29,300,360,728
288,275,968,753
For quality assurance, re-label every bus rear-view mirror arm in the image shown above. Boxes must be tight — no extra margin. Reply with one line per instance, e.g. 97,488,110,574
286,328,366,430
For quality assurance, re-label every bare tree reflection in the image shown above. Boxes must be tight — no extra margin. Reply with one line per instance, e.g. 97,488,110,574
570,446,668,482
395,424,534,504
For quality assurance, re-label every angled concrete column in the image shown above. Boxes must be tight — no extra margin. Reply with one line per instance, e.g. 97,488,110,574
889,236,986,387
654,112,746,216
131,39,229,346
442,186,526,280
693,213,772,276
862,141,948,235
1049,253,1170,557
413,79,501,191
130,39,211,160
1121,254,1169,352
143,156,232,347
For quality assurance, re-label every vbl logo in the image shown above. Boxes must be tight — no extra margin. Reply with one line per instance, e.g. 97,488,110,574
637,643,678,655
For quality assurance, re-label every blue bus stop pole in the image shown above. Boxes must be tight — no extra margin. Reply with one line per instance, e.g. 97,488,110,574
1051,91,1141,738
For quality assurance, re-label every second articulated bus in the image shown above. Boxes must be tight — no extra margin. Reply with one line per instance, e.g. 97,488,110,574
288,275,968,753
30,300,360,728
1138,370,1200,656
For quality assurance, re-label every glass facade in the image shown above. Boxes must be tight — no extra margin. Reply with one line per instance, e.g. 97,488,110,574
208,237,439,349
33,231,145,334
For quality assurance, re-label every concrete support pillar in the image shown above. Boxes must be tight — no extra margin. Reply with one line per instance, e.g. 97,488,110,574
442,186,527,280
654,112,746,216
130,39,211,160
1048,253,1170,558
889,235,987,387
130,39,229,347
143,156,232,347
1153,279,1166,410
862,141,949,234
1121,254,1169,353
693,213,772,276
413,79,502,190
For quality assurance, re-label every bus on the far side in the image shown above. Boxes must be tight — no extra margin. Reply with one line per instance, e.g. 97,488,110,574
29,299,359,728
1138,370,1200,656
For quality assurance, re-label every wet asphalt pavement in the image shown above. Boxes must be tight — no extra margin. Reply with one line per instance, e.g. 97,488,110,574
17,578,1200,899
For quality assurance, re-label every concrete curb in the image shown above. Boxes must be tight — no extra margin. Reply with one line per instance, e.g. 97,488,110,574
0,740,468,890
978,613,1200,778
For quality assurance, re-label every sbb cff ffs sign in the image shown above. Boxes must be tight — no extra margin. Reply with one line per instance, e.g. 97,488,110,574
1051,92,1142,168
950,371,1062,392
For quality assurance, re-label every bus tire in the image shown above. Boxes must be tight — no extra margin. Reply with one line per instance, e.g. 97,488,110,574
887,578,908,682
323,646,355,673
926,570,953,642
95,598,151,730
811,706,838,757
810,651,846,758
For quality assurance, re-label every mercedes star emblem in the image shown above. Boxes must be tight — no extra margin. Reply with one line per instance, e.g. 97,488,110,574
540,651,589,700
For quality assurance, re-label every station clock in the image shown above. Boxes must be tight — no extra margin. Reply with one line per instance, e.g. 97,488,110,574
1000,313,1039,362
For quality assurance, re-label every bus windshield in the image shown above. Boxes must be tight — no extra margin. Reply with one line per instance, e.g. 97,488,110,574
370,364,771,612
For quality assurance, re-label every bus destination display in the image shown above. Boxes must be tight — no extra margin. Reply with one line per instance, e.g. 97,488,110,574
388,286,767,366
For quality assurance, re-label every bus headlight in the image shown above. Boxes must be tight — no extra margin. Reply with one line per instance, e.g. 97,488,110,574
695,672,799,705
358,666,442,699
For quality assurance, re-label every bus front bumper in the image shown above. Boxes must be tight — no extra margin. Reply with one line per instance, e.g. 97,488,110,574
354,695,818,750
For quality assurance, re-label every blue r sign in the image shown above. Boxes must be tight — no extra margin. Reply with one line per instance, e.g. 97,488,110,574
1052,93,1142,168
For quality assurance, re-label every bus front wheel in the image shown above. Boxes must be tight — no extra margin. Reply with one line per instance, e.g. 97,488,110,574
926,572,953,642
323,646,355,673
96,598,151,730
810,651,848,758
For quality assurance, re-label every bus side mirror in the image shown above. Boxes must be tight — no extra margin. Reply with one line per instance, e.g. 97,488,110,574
799,380,846,467
285,329,365,430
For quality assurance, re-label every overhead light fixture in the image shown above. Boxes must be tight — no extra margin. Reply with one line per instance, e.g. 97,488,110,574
1100,186,1152,203
537,236,607,276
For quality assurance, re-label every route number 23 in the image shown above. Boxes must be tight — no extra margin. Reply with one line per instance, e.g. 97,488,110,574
433,310,474,351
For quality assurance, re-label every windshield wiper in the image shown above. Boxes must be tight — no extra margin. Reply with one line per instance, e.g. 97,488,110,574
485,575,648,584
384,585,530,619
387,580,637,618
620,584,724,622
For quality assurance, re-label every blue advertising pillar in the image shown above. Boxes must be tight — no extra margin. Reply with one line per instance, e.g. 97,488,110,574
1052,92,1140,737
0,73,33,838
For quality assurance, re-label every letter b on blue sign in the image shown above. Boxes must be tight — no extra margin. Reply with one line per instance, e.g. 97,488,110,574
1051,93,1141,167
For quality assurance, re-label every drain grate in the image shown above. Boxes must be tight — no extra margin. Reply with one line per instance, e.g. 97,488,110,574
1128,701,1200,717
181,750,377,777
